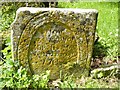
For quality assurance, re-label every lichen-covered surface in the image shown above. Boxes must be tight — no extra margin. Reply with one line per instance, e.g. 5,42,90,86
11,7,98,79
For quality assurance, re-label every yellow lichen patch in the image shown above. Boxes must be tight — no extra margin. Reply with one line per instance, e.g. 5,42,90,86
28,22,78,78
12,9,98,79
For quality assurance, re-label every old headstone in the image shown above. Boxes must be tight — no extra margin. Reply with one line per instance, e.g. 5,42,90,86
11,7,98,79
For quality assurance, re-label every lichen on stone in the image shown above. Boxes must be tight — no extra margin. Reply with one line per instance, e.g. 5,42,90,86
11,8,98,79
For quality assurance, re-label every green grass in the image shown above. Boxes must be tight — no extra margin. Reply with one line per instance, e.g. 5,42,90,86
1,2,118,59
58,2,118,59
57,2,119,88
0,2,118,89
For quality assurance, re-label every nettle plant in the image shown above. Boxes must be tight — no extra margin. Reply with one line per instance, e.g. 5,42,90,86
0,43,50,89
0,60,50,89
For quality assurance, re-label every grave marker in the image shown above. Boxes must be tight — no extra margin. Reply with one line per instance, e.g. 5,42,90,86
11,7,98,79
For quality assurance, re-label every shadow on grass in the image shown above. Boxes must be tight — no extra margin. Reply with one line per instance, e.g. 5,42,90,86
90,42,110,69
92,41,109,59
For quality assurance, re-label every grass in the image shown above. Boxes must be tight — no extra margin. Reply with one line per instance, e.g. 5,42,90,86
0,2,119,89
57,2,119,88
58,2,118,59
1,2,118,61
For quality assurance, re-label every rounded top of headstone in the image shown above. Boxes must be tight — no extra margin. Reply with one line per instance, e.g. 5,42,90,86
17,7,98,14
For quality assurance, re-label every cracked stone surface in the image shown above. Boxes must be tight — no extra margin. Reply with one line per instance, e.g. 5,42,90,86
11,7,98,79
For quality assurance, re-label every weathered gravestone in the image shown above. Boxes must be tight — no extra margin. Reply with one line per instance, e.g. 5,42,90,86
11,7,98,79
